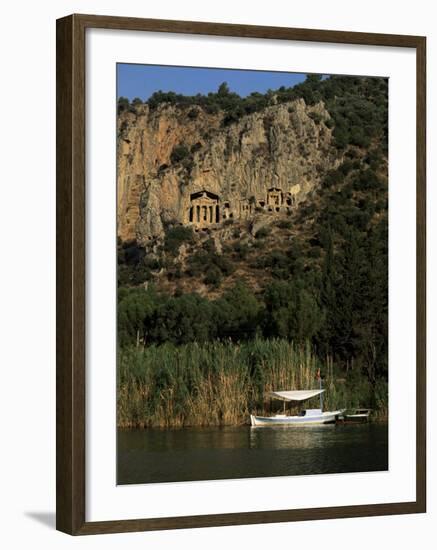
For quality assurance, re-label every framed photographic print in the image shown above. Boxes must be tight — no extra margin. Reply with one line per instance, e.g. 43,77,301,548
56,14,426,535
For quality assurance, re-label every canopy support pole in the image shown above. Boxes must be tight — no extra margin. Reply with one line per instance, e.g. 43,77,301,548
320,377,324,412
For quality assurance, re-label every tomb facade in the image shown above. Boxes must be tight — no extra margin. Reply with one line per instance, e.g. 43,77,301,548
187,190,220,228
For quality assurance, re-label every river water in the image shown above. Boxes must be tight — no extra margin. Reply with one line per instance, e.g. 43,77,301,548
117,423,388,484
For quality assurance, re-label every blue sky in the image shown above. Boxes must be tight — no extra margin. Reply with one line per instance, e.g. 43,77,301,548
117,64,312,101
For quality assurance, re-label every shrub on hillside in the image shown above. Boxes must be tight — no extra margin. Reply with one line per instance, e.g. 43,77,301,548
170,144,190,164
164,226,194,255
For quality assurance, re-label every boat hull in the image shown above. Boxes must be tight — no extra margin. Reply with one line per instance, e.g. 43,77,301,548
250,411,343,427
342,413,370,423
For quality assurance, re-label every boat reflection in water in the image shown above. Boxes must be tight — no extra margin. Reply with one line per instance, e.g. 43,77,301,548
249,423,339,450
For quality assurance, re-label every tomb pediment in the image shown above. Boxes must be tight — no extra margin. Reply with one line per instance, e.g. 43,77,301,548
190,190,219,202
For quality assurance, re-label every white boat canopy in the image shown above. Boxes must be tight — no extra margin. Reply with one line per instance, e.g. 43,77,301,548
266,389,324,402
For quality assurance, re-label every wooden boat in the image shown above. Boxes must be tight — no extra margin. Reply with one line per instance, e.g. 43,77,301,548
250,389,345,427
340,408,372,423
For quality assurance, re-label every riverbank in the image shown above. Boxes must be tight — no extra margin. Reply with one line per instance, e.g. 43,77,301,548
117,339,388,428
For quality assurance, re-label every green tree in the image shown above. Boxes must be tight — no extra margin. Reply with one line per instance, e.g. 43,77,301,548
215,283,262,340
217,82,230,96
263,280,321,342
118,286,161,347
117,96,130,113
164,225,194,255
151,294,215,344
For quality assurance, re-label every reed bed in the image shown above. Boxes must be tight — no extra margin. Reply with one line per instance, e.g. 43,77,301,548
117,339,388,428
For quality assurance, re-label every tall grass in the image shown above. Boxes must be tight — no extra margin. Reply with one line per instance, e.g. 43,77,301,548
117,339,388,428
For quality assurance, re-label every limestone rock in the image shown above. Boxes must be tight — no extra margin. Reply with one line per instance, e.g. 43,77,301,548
117,99,340,244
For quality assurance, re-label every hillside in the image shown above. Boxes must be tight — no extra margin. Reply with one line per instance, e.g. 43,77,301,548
117,74,388,381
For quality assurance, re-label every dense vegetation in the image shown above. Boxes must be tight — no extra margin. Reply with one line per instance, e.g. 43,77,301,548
117,75,388,426
118,341,388,428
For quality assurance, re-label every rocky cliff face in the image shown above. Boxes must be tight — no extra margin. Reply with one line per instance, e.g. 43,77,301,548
117,98,340,245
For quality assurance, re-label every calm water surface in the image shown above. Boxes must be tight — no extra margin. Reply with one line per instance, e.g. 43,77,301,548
117,423,388,484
